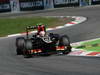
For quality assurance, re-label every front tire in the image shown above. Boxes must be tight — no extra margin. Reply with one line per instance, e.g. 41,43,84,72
59,35,72,54
59,35,70,46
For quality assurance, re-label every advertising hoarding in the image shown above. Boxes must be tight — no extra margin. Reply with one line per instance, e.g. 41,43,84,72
54,0,79,5
0,0,11,12
19,0,44,11
54,0,79,7
0,4,10,9
92,0,100,4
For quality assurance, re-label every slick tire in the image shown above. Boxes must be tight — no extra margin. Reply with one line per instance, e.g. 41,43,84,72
23,39,33,58
25,39,33,50
16,37,25,55
63,45,72,54
60,35,70,46
59,35,72,54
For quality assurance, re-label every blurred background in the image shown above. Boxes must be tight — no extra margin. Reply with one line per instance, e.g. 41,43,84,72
0,0,100,13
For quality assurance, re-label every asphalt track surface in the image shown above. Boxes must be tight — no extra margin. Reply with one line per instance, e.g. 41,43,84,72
0,6,100,75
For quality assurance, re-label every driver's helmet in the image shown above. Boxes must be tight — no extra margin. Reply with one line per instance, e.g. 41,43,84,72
36,23,46,36
39,31,46,37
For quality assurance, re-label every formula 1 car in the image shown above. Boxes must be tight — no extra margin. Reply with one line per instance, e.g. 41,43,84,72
16,24,72,58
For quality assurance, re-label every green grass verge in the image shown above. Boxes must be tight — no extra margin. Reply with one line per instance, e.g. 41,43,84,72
75,39,100,52
0,17,74,36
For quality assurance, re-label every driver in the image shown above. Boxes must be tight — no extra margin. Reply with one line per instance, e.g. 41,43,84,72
37,24,46,37
26,23,46,37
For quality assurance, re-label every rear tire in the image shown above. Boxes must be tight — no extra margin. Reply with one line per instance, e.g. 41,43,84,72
16,37,25,55
23,39,33,58
25,39,33,50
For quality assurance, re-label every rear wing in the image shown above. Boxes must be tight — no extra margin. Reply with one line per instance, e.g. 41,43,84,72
26,26,37,39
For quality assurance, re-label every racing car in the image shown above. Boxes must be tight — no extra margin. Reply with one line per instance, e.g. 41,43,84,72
16,24,72,58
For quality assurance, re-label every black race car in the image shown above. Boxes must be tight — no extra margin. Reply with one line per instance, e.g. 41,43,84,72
16,24,72,58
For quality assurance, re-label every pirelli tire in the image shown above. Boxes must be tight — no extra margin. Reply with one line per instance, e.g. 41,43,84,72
23,39,33,58
25,39,33,50
16,37,25,55
59,35,72,54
